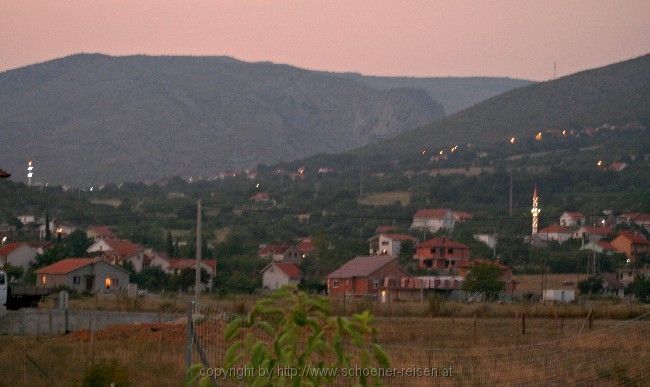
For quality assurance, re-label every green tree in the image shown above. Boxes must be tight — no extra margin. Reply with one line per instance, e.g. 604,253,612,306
462,263,505,300
45,212,51,241
223,286,389,386
627,275,650,303
165,231,174,258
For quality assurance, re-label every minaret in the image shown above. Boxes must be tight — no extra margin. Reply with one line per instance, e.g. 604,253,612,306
27,160,34,186
531,185,540,235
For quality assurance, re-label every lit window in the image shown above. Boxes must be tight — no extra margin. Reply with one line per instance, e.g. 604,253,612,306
105,277,112,289
41,275,47,285
332,280,339,288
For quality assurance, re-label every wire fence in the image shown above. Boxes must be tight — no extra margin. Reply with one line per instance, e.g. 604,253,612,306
0,304,648,386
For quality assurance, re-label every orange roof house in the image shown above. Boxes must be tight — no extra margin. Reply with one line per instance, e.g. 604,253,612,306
611,232,650,260
35,258,129,293
262,262,301,290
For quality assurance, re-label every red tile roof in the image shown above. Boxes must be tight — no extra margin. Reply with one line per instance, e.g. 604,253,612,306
296,238,314,254
327,255,397,279
250,192,270,202
168,258,217,271
35,258,95,274
0,242,30,257
0,169,10,178
418,238,469,249
579,226,612,235
471,258,512,271
595,241,617,251
87,226,115,238
617,232,650,245
273,262,301,280
258,244,291,256
413,208,452,219
623,213,650,223
103,239,142,257
376,225,398,234
539,224,571,234
453,211,473,221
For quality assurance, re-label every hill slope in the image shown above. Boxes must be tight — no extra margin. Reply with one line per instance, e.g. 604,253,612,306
344,74,531,114
373,54,650,156
0,54,444,184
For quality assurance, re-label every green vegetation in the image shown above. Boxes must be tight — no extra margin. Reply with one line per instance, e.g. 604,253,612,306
462,263,506,300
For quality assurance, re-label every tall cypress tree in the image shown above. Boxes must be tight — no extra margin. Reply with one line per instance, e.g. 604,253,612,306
165,231,174,257
45,212,51,241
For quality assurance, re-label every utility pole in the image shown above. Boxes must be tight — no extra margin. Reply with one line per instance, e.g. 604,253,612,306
509,174,513,217
194,199,202,307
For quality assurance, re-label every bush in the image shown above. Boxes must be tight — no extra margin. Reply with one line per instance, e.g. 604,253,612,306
82,360,131,387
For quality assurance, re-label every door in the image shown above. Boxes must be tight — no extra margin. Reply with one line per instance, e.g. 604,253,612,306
85,275,95,292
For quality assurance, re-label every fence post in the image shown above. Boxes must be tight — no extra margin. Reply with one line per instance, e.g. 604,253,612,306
514,311,519,346
89,310,94,365
48,310,53,336
521,309,526,336
472,313,477,346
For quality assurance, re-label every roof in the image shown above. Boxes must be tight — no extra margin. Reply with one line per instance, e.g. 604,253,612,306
258,244,291,256
539,224,571,234
327,255,397,279
0,242,32,257
579,226,611,235
0,169,10,178
35,258,95,274
102,239,143,257
622,213,650,223
606,161,627,171
87,226,115,238
418,238,469,249
25,241,54,250
370,234,417,242
376,225,398,234
296,238,314,254
471,258,511,271
413,208,452,220
561,212,584,219
616,232,650,245
168,258,217,271
266,262,301,280
250,192,270,201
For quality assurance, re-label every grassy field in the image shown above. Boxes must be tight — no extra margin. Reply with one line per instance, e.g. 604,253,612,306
514,273,587,294
1,314,648,386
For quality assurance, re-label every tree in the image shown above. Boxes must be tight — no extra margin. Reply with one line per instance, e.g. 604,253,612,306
223,286,389,386
165,231,174,258
66,230,93,256
627,275,650,303
45,212,51,241
462,263,505,300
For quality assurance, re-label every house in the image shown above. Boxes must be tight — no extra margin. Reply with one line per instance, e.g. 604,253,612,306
474,234,497,249
537,225,573,243
262,262,301,290
86,226,116,241
25,241,54,255
327,256,408,297
559,212,585,227
258,244,301,263
452,211,473,222
0,242,38,270
368,234,417,257
87,239,144,271
17,215,37,225
606,161,627,172
410,208,456,233
618,266,650,287
414,237,470,271
39,220,78,240
167,258,217,277
618,213,650,232
296,238,314,259
376,225,398,234
580,241,618,255
250,192,270,203
610,232,650,260
574,226,612,242
35,258,129,293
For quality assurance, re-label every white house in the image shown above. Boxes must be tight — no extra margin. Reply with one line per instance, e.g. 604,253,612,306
87,239,144,271
39,220,78,240
35,258,129,293
0,243,38,270
537,225,573,243
574,226,611,242
17,215,37,225
368,234,417,256
411,209,456,233
474,234,497,249
580,241,617,255
543,289,575,303
559,212,585,227
262,262,301,290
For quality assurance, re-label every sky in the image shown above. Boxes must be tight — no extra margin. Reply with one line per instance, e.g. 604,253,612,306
2,1,649,80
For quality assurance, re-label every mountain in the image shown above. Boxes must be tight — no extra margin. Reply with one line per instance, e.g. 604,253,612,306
343,74,532,114
372,54,650,156
0,54,445,185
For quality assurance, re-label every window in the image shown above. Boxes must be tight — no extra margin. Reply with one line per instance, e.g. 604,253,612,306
0,273,5,285
105,277,112,289
332,280,339,288
372,279,380,289
430,248,437,254
381,241,389,246
41,275,47,285
448,248,454,254
73,276,80,285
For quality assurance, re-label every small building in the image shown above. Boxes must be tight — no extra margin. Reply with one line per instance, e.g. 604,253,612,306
410,208,456,233
474,233,497,249
610,232,650,260
368,234,417,257
258,244,301,263
574,226,611,242
35,258,129,293
537,225,573,243
296,238,314,259
327,256,408,297
0,242,38,270
17,215,37,225
618,213,650,232
580,241,618,255
86,226,116,241
262,262,301,290
559,212,586,227
543,289,575,303
414,237,470,271
87,238,144,271
250,192,270,203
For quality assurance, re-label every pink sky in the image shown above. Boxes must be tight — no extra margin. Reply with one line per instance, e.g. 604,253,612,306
2,1,649,80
